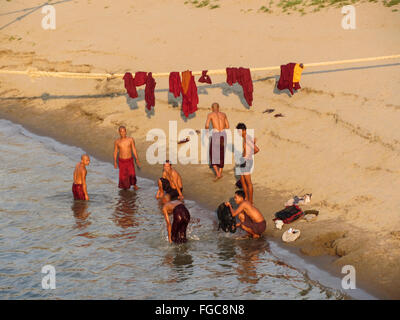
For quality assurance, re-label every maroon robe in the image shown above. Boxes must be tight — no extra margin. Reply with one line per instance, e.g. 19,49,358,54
118,158,137,189
169,72,182,98
123,72,138,99
277,63,296,95
182,75,198,118
145,72,156,110
198,70,212,84
72,183,85,200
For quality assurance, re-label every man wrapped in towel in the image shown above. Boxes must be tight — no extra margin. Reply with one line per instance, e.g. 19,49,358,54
205,102,230,181
72,154,90,200
113,126,141,190
225,190,266,239
156,160,184,200
162,193,191,244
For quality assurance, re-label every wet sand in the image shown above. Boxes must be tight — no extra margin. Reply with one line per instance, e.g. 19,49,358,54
1,0,400,298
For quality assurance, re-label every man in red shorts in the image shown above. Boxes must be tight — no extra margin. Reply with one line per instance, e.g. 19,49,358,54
113,126,141,190
72,154,90,201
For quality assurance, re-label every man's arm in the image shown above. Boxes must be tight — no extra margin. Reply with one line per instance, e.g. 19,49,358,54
225,202,246,217
224,114,230,129
162,205,172,243
113,140,118,169
81,167,89,201
173,172,184,200
205,114,211,129
131,138,141,167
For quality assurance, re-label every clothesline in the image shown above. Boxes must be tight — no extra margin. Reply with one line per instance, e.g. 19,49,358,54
0,54,399,80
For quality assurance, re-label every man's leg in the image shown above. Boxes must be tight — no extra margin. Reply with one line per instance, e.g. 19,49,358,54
236,213,257,238
240,175,248,200
243,174,253,204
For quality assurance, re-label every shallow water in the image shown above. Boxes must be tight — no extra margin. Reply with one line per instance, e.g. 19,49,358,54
0,119,347,299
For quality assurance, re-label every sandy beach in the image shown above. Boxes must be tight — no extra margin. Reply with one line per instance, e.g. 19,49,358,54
1,0,400,298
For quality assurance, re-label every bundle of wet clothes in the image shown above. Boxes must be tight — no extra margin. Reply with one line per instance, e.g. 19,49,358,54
277,62,304,95
216,202,237,233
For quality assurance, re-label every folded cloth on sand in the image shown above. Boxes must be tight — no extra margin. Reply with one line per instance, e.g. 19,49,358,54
134,71,148,86
282,228,300,242
275,219,284,230
171,203,191,244
209,131,226,168
169,72,182,98
118,157,137,189
198,70,212,84
160,177,183,200
241,213,266,236
145,72,156,110
72,183,85,200
123,72,138,99
277,63,296,95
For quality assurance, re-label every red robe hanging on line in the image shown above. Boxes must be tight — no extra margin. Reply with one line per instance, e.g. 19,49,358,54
182,72,198,118
169,72,182,98
226,67,253,107
123,72,138,99
145,72,156,110
277,63,296,95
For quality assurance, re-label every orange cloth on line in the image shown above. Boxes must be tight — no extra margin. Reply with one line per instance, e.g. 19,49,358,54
293,63,304,84
181,70,192,95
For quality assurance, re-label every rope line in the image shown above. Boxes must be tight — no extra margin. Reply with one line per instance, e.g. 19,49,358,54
0,54,399,80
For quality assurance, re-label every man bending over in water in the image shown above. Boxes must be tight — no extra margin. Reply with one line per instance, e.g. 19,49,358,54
72,154,90,201
225,190,266,239
156,160,184,200
205,102,230,181
162,193,191,244
114,126,141,190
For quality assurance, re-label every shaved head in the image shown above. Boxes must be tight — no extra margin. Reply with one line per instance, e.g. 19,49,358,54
81,154,90,165
211,102,219,111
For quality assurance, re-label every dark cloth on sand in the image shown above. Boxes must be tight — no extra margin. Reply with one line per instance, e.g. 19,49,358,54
171,203,191,244
160,178,182,200
72,183,85,200
118,157,137,189
209,131,226,169
242,213,266,236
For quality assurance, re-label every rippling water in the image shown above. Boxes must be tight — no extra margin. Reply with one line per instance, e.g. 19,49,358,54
0,119,348,299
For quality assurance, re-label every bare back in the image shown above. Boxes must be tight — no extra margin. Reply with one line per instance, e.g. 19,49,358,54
206,111,229,132
163,168,182,190
73,163,86,184
239,201,265,223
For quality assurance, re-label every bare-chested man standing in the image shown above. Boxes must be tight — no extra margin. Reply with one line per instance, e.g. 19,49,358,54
114,126,141,190
205,102,230,180
72,154,90,201
156,160,184,200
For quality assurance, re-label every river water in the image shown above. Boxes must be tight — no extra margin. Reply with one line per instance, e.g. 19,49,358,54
0,119,353,299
